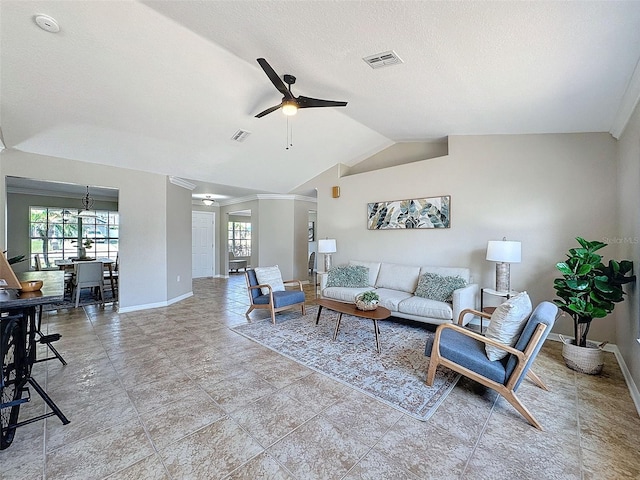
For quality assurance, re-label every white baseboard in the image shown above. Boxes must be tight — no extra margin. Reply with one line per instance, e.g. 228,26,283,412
118,291,193,313
547,334,640,416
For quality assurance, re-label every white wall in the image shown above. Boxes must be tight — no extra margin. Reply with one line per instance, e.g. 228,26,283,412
312,133,618,342
616,101,640,391
0,150,189,311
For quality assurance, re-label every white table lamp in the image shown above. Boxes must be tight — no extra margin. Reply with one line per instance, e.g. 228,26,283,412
486,238,521,292
318,238,337,272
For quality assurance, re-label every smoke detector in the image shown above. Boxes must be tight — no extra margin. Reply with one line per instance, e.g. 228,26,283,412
34,14,60,33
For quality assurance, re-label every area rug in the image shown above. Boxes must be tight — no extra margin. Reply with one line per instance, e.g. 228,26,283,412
233,308,459,421
44,288,117,310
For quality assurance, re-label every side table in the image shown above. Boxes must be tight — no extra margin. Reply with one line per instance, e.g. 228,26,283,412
479,288,519,332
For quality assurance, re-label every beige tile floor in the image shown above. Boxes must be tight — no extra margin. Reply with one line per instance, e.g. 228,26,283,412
2,275,639,479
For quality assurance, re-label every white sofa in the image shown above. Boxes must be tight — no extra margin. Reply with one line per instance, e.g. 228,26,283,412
320,260,478,326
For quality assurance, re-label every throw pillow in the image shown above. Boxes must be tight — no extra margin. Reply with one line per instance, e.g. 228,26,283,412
254,266,285,295
326,265,369,288
414,272,467,302
485,291,533,361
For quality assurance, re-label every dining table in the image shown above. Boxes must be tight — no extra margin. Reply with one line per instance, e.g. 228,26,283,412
54,257,117,294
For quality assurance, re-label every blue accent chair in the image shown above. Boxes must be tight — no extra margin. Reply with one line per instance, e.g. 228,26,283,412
425,301,558,430
245,268,306,324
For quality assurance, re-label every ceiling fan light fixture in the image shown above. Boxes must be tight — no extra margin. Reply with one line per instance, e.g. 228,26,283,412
282,101,298,116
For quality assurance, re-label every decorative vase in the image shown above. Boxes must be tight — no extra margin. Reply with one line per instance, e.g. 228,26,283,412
559,335,605,375
355,299,378,311
79,247,87,259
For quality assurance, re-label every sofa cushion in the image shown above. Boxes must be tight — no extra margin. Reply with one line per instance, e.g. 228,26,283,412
485,291,532,361
398,296,453,320
254,266,284,295
374,288,413,312
349,260,381,287
326,265,369,288
420,266,471,283
322,286,372,303
375,263,421,293
415,272,467,302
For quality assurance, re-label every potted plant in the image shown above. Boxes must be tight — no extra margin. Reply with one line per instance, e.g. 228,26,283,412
553,237,635,374
355,290,380,311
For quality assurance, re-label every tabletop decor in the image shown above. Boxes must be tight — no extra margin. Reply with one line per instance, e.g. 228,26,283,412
233,308,460,421
367,195,450,230
554,237,635,374
355,290,379,311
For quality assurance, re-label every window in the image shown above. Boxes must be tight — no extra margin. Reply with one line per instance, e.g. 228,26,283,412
30,207,119,268
228,221,251,257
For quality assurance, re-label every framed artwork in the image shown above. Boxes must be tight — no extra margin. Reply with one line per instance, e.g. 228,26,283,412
367,196,450,230
308,221,315,241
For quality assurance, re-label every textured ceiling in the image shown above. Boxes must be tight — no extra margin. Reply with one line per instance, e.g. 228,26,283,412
2,1,640,198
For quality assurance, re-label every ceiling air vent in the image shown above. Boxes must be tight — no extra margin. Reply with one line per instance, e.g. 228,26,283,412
362,50,404,69
231,129,251,142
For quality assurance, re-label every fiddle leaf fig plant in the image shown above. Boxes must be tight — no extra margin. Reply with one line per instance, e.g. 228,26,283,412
554,237,635,347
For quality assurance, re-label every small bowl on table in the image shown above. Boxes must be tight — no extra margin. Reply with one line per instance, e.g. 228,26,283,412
20,280,43,292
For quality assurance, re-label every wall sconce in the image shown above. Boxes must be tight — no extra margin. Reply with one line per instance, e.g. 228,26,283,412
332,186,340,198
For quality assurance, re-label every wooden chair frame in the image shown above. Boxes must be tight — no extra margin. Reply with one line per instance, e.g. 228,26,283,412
245,274,306,324
427,308,549,430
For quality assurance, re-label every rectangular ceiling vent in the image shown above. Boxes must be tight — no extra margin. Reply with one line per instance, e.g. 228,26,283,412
231,129,251,142
362,50,403,69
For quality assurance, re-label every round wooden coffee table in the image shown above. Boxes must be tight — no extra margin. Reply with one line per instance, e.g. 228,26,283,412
315,298,392,353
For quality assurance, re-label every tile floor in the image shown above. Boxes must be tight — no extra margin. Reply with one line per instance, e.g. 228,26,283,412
1,275,639,479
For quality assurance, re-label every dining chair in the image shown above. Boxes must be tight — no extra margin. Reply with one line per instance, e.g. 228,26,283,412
103,254,119,297
72,261,105,308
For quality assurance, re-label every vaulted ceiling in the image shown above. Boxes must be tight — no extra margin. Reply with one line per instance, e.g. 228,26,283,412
2,1,640,198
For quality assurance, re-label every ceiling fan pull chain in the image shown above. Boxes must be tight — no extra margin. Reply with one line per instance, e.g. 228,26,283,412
285,117,289,150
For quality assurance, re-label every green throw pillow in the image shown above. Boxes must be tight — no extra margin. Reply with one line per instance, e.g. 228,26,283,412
326,265,369,288
415,272,467,302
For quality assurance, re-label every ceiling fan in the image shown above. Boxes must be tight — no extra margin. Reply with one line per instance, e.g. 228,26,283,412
254,58,348,118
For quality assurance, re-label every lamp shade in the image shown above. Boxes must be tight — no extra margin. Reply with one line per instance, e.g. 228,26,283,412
318,238,337,254
486,240,521,263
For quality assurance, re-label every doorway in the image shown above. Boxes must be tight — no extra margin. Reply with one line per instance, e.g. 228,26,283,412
192,211,215,278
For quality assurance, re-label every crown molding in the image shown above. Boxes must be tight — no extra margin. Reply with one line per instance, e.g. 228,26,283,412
169,176,196,190
217,194,317,207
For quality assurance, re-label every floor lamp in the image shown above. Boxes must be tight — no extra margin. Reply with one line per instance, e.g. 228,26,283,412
486,238,521,292
318,238,337,272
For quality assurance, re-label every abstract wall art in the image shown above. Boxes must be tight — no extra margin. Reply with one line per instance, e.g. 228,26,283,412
367,196,450,230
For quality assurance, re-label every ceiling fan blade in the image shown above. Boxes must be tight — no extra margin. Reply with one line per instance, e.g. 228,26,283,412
296,96,348,109
257,58,292,98
255,103,283,118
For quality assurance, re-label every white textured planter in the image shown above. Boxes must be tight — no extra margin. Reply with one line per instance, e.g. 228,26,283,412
560,335,604,375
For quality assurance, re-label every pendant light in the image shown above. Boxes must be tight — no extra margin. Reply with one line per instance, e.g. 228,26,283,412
77,186,97,218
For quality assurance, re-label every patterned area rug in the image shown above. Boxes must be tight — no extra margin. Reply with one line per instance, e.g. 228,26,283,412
233,307,459,421
44,288,117,310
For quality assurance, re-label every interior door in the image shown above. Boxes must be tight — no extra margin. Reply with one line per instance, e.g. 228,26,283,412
192,211,215,278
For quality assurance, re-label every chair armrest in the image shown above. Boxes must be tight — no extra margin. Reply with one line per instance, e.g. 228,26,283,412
452,283,478,325
283,279,304,291
457,308,491,326
248,283,271,293
436,323,525,361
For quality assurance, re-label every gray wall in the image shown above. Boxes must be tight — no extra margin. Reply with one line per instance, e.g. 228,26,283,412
310,133,619,343
616,99,640,393
0,150,192,311
166,178,192,300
